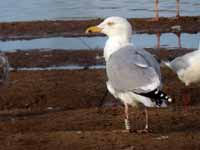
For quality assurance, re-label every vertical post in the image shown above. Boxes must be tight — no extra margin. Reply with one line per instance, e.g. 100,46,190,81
176,0,180,19
155,0,159,20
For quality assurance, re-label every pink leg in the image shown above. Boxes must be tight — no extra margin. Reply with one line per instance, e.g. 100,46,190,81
123,104,150,133
144,108,149,130
124,103,131,131
137,107,149,133
182,88,191,112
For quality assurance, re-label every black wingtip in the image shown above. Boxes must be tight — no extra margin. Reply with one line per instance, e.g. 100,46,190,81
136,89,172,106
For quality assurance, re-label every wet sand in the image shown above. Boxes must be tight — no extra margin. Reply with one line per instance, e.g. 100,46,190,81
6,48,194,68
1,66,200,110
0,16,199,40
0,48,200,150
0,67,200,150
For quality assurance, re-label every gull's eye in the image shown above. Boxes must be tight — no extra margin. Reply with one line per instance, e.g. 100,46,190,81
107,22,114,26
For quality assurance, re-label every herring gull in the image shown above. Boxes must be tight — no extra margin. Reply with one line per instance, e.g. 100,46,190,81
164,42,200,110
86,16,172,132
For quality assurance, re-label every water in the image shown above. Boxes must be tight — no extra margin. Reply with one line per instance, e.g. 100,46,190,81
0,33,199,52
0,0,199,22
10,65,105,71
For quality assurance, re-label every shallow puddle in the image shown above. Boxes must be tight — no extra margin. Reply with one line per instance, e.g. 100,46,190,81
10,65,106,71
0,33,199,52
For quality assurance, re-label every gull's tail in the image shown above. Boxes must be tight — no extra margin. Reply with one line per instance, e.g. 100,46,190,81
137,89,172,107
199,41,200,50
161,60,172,69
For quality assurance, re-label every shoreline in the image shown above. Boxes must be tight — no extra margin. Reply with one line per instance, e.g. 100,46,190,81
5,48,194,68
0,16,199,40
0,16,200,150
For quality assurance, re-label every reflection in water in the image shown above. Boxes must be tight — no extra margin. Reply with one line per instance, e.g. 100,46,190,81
10,65,106,71
156,32,161,48
0,33,199,51
176,32,182,48
155,32,182,48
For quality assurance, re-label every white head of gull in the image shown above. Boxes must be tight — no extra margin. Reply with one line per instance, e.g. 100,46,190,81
87,17,132,61
86,16,172,133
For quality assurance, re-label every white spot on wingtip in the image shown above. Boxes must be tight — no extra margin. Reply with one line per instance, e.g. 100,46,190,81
168,98,172,102
155,90,159,94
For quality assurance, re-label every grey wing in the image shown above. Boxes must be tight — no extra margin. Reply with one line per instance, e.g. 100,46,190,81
136,48,161,81
106,46,161,93
169,50,200,73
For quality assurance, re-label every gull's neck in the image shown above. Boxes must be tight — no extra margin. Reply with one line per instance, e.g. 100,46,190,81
104,36,132,61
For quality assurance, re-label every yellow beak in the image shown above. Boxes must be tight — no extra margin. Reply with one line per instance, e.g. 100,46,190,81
85,26,102,34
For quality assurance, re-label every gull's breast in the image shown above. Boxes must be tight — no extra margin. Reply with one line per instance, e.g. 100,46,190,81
179,61,200,85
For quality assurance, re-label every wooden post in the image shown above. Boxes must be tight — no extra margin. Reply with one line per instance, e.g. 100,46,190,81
176,0,180,19
155,0,159,20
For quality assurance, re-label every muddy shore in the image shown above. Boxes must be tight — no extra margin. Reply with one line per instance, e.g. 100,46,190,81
0,16,200,149
0,50,200,149
1,67,200,111
0,16,199,40
5,48,194,68
0,68,200,150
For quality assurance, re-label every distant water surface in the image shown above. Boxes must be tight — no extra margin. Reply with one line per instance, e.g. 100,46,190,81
0,0,199,22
